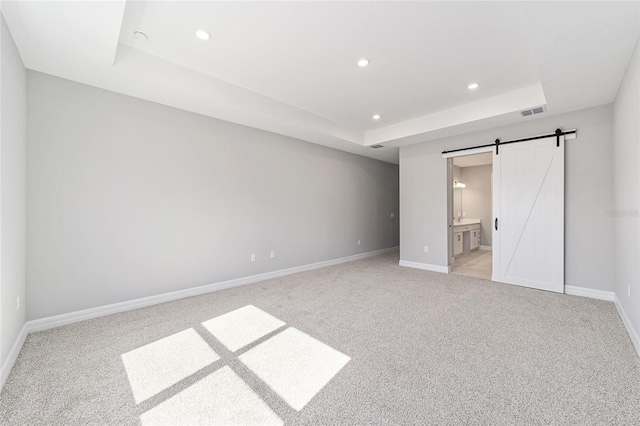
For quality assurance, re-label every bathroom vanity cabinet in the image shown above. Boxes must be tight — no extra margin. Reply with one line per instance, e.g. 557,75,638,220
453,221,481,256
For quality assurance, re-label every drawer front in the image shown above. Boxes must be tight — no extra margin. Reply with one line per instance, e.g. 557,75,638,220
453,224,480,232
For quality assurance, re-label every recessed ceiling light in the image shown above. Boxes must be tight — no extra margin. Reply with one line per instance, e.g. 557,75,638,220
468,83,479,90
196,30,211,40
358,58,370,67
372,114,381,120
133,30,148,41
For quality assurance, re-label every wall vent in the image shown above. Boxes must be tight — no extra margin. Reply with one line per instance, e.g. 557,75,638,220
369,144,385,149
521,106,546,117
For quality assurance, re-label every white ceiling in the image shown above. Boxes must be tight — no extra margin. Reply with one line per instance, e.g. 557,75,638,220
120,1,541,132
2,1,639,165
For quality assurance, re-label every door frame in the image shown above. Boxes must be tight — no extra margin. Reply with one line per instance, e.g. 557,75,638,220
444,147,494,270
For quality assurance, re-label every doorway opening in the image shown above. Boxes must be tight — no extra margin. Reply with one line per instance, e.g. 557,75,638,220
448,152,493,280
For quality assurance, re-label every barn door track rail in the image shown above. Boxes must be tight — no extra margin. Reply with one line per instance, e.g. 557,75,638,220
442,128,577,156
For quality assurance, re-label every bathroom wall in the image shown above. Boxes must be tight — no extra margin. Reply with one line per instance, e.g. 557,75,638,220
452,165,462,219
458,165,492,247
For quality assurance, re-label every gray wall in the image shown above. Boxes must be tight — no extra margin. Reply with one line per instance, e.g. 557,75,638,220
0,15,27,365
458,165,492,247
26,71,399,320
613,36,639,344
400,104,614,291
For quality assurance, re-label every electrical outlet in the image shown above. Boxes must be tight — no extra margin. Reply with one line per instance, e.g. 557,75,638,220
357,240,361,246
270,251,275,259
424,246,429,253
16,297,20,311
629,285,631,298
251,254,256,262
391,213,395,218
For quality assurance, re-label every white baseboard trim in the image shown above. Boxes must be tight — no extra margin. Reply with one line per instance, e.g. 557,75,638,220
399,260,450,274
614,294,640,357
1,323,28,392
565,286,615,301
26,246,399,334
479,245,492,251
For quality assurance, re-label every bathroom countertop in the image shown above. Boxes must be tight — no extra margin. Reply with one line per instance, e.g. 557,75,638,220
453,219,481,226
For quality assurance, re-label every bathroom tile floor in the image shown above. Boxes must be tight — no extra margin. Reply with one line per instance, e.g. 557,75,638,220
451,250,492,280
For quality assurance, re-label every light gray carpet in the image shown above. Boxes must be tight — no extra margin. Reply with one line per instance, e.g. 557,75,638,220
1,251,639,425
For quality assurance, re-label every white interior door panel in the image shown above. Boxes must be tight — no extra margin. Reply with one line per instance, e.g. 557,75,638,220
492,136,564,293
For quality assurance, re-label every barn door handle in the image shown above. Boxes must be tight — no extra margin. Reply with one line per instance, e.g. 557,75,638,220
495,218,498,231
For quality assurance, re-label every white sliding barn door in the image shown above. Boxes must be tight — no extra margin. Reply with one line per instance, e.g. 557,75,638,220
492,136,565,293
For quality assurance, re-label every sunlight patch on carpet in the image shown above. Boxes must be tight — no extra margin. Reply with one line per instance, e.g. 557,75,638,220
202,305,285,352
239,327,350,411
139,366,283,426
121,328,219,404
